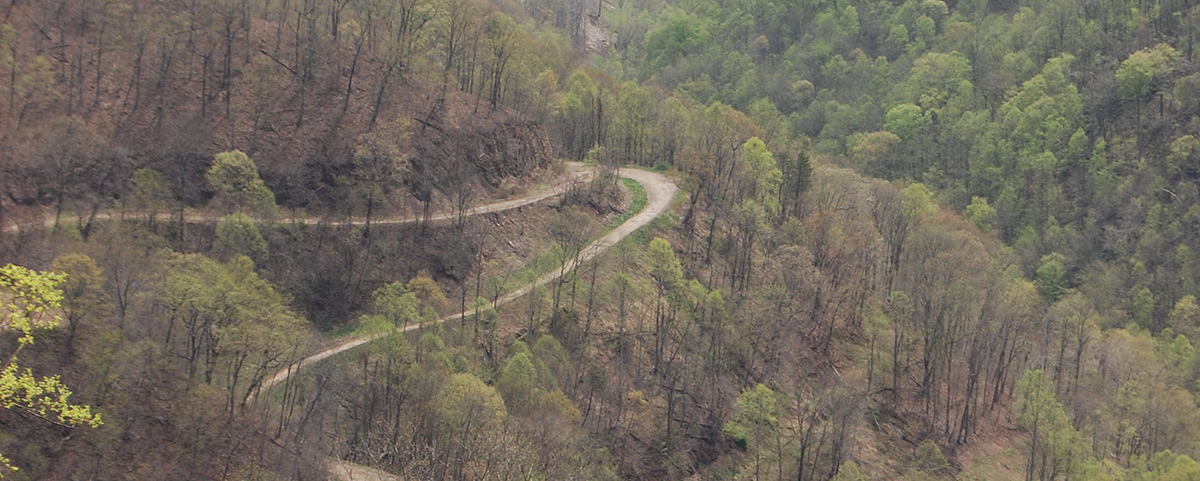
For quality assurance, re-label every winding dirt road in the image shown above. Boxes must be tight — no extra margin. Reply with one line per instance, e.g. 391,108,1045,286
0,163,592,235
253,166,676,401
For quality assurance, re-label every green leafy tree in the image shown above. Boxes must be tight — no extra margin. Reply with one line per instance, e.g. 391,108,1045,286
49,254,109,347
739,137,783,217
372,281,421,330
1169,295,1200,340
531,335,573,393
0,264,102,476
1129,286,1156,330
205,150,276,217
901,183,937,221
437,372,507,479
643,14,711,73
1015,370,1087,481
910,439,949,475
648,238,683,372
158,254,308,410
884,103,928,142
1037,252,1068,303
723,384,779,481
212,213,268,263
830,461,868,481
495,349,539,415
851,131,903,178
130,167,173,225
1116,44,1178,127
350,132,408,236
966,196,997,232
1116,44,1178,102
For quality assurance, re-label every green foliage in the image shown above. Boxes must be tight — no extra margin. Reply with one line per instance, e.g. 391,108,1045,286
723,384,777,450
883,103,928,141
901,183,936,221
1016,370,1088,481
830,461,868,481
910,439,949,475
205,150,276,217
0,264,102,476
851,131,902,177
49,254,108,333
647,237,682,295
405,274,449,314
158,254,308,401
606,178,648,229
349,132,408,223
1116,44,1178,101
531,335,573,392
437,372,506,431
1129,286,1156,329
643,14,711,73
1169,295,1200,340
372,281,421,328
965,196,997,232
212,213,268,262
739,137,782,216
130,168,173,220
495,350,539,414
1037,252,1068,302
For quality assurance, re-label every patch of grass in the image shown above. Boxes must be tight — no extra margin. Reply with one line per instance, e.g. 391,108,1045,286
505,243,568,291
957,446,1023,481
605,177,648,229
326,319,364,338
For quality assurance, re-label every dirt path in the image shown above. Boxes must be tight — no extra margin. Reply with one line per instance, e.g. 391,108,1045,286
253,166,675,399
0,163,591,235
327,459,402,481
249,167,674,480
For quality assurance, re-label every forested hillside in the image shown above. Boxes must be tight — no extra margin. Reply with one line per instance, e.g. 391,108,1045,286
6,0,1200,479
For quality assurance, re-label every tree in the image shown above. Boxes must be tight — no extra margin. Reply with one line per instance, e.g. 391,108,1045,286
643,14,710,73
350,132,409,237
965,196,997,232
49,253,109,348
548,206,600,310
1116,44,1178,102
1015,370,1087,481
910,439,949,475
1169,295,1200,340
830,461,868,481
851,131,902,178
0,264,103,476
1036,253,1068,303
212,213,268,263
1116,44,1178,127
1129,286,1156,330
483,13,518,110
158,254,308,410
647,237,682,373
495,348,540,415
372,281,421,330
436,372,507,479
130,167,174,225
37,116,106,232
724,384,779,481
9,55,59,129
739,137,782,218
205,150,276,217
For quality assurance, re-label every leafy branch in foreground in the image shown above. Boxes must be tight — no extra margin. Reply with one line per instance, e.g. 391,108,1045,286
0,264,102,477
